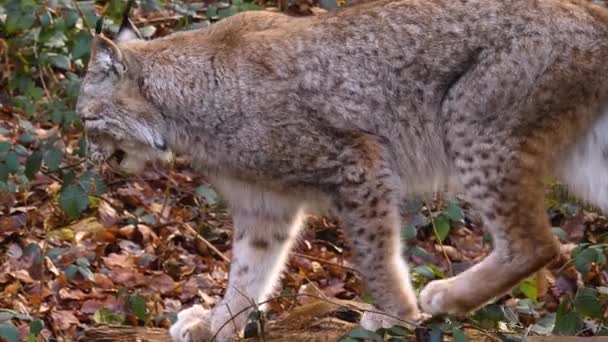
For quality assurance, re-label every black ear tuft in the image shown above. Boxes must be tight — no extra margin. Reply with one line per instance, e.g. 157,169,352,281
117,0,142,42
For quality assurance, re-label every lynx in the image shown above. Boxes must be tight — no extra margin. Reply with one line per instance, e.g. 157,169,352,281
76,0,608,340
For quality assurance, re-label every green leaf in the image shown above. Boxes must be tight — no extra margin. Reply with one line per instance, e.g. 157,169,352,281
238,1,260,11
65,264,79,280
59,184,88,219
552,227,568,242
207,6,218,19
18,133,35,144
76,256,90,267
29,319,43,335
44,147,63,172
429,327,443,342
139,26,156,38
446,200,464,222
41,29,67,49
0,165,8,183
23,243,42,265
71,31,92,60
433,214,450,242
345,327,383,342
78,265,95,281
5,152,19,174
128,295,148,321
63,9,80,28
403,224,417,241
338,338,358,342
386,325,409,337
5,12,34,33
530,313,556,335
13,144,28,155
473,304,504,328
140,214,156,225
409,246,434,261
39,11,53,27
47,54,72,70
574,287,602,319
93,308,125,325
78,136,88,157
196,185,219,205
0,323,19,342
517,278,538,302
554,299,581,335
452,328,468,342
413,265,435,279
574,247,598,274
0,142,9,153
78,172,106,195
25,151,43,179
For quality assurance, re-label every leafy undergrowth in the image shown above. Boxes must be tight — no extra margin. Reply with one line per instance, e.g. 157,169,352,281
2,0,608,341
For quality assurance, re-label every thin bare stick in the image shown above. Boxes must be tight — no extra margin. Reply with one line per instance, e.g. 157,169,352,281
182,222,231,263
290,251,358,273
71,0,93,32
159,157,175,222
210,293,428,342
223,302,240,340
462,323,501,342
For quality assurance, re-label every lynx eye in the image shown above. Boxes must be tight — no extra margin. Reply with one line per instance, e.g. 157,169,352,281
154,138,168,151
81,116,101,122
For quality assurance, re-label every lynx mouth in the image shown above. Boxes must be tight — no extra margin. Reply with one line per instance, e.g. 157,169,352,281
110,149,127,164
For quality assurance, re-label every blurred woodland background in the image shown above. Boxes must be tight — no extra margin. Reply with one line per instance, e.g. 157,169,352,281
3,0,608,341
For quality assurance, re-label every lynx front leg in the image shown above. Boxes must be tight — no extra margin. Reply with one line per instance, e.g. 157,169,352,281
171,183,304,342
335,135,422,330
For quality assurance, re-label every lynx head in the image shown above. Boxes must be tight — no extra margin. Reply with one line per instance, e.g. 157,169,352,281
76,6,171,173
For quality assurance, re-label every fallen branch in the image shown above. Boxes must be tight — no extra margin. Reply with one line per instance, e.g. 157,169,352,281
79,299,358,342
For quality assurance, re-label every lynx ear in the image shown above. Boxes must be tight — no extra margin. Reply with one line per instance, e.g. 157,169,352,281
90,35,126,75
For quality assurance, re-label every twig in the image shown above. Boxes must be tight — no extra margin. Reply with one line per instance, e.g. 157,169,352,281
223,302,240,341
230,285,267,342
210,293,426,342
461,323,501,342
182,222,231,263
159,156,175,222
290,251,358,273
71,0,93,32
38,66,52,101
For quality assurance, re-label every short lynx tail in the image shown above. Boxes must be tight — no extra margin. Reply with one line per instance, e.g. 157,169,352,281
560,109,608,211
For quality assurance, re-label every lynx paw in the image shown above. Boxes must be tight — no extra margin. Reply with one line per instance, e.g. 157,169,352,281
360,309,427,331
170,305,213,342
420,278,471,316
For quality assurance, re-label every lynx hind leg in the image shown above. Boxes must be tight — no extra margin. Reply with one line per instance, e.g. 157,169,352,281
171,180,305,342
421,40,566,316
420,147,560,315
420,37,597,314
336,134,421,330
